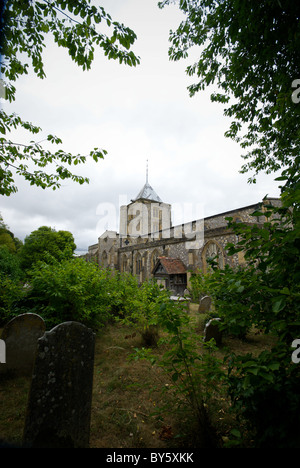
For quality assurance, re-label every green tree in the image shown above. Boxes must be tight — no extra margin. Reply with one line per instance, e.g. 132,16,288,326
121,279,169,346
0,244,23,281
0,0,140,195
25,258,113,329
0,231,16,253
0,212,23,252
159,0,300,183
223,201,300,447
0,245,25,325
19,225,76,270
159,0,300,446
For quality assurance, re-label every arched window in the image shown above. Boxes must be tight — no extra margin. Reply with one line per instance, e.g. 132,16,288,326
135,252,142,275
150,249,160,272
201,241,224,273
122,254,128,273
101,250,108,268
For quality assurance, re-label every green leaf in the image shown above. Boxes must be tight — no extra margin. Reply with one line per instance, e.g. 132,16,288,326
272,299,286,313
230,429,241,439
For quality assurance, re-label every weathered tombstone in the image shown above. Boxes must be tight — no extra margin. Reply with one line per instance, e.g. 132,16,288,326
0,339,5,363
198,295,212,313
203,318,222,346
0,313,45,376
23,321,95,448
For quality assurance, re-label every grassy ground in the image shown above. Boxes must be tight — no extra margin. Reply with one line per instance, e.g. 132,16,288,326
0,308,276,448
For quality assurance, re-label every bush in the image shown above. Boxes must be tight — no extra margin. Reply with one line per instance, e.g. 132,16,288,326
189,270,210,302
227,345,300,448
120,279,170,347
0,246,25,326
101,270,140,318
0,245,23,281
25,258,113,329
205,196,300,447
19,226,76,271
132,294,224,447
0,275,26,326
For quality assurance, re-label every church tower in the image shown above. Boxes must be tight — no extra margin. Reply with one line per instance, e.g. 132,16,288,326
119,162,171,240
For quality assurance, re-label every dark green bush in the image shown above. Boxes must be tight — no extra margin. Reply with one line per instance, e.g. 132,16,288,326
25,258,113,329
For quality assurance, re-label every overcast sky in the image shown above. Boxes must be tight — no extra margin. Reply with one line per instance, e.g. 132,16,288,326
0,0,281,253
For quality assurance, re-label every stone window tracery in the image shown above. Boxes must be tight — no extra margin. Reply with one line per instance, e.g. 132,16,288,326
135,252,142,275
150,249,160,272
201,241,224,272
101,250,108,268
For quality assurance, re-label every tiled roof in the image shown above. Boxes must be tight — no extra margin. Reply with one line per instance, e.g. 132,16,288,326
133,181,162,203
154,257,187,275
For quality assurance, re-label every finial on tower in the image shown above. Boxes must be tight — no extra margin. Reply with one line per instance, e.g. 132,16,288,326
146,159,149,184
132,158,162,202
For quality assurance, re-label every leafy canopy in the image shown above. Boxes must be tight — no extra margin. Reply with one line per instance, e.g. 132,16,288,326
159,0,300,182
19,225,76,270
158,0,300,446
26,258,113,329
0,0,140,195
0,212,22,252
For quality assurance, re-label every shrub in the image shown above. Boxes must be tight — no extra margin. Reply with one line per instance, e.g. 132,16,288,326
0,246,25,325
206,196,300,447
19,226,76,271
132,296,224,447
0,274,26,326
25,258,113,329
120,279,170,347
102,270,140,318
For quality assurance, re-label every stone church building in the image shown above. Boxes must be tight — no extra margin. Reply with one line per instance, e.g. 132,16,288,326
86,175,280,295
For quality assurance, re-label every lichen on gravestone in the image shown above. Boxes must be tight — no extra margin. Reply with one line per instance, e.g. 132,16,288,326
23,321,95,448
198,295,212,313
0,313,46,376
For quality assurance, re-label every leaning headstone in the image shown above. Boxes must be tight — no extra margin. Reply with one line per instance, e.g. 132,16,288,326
198,295,212,313
203,318,222,346
0,313,45,376
23,321,95,448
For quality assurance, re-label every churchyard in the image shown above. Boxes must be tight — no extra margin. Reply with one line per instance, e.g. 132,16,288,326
0,308,275,448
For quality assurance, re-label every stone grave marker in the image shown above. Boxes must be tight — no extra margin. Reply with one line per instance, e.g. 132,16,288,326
23,321,95,448
203,318,222,346
0,313,46,376
0,339,5,363
198,295,212,313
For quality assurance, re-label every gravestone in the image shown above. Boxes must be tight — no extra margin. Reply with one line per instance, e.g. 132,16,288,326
203,318,222,346
0,339,5,363
0,313,46,376
23,321,95,448
198,295,212,313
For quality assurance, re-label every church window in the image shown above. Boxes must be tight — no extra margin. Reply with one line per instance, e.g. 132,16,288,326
101,251,108,268
152,222,159,232
153,207,159,217
201,241,224,272
150,250,160,271
135,253,142,275
122,254,128,272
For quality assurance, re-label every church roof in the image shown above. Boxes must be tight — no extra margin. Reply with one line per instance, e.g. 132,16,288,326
132,181,162,203
152,257,187,275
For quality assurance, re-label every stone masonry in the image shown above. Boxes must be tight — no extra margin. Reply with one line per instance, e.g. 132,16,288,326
85,176,281,293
